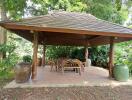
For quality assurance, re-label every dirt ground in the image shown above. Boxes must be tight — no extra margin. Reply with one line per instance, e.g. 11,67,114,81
1,79,132,100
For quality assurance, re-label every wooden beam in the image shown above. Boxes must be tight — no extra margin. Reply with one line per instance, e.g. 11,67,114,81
41,44,46,67
40,37,90,46
31,32,38,79
89,36,110,46
88,36,100,41
108,37,115,78
10,29,132,46
39,31,87,40
2,23,132,38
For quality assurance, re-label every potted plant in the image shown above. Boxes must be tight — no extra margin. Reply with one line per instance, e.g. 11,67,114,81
14,55,32,83
114,55,129,82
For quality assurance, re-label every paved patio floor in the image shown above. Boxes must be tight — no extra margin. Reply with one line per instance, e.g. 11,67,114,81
5,66,132,88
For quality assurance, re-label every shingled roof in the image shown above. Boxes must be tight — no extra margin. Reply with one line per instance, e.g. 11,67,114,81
0,11,132,46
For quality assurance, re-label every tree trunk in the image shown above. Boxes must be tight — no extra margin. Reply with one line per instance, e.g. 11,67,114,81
0,1,7,59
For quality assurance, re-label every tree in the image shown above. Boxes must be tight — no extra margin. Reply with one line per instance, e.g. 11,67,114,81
0,0,8,59
83,0,124,24
0,0,27,59
3,0,27,20
26,0,87,16
115,0,132,11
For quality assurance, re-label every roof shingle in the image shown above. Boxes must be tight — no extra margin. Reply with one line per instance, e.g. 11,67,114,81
7,11,132,34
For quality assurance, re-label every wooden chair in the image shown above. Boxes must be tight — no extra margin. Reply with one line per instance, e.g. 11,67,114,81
74,59,85,72
47,60,57,71
56,58,64,72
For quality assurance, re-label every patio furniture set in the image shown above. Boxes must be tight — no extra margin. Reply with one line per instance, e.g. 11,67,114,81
48,58,85,75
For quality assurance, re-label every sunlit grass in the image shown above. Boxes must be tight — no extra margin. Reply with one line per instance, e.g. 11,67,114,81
0,70,14,80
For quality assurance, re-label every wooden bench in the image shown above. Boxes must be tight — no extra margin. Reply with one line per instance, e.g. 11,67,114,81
61,59,82,75
49,59,84,75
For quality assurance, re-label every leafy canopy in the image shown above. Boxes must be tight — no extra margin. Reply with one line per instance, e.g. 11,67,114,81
0,0,27,20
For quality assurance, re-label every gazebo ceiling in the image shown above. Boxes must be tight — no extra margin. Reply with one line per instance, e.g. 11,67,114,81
0,11,132,46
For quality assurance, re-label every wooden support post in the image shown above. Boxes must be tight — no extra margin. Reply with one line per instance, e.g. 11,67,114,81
85,47,88,61
42,45,46,66
109,37,115,78
31,33,38,79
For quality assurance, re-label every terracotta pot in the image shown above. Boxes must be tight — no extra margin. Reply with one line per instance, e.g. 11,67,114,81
14,62,31,83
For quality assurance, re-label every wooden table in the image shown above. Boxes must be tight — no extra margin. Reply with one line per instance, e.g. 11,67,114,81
61,59,82,75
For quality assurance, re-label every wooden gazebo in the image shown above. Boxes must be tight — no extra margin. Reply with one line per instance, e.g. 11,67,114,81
0,11,132,79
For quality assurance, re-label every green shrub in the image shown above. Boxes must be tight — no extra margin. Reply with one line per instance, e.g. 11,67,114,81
0,44,19,79
89,46,109,68
46,46,75,59
115,41,132,76
70,48,85,62
22,55,32,63
123,50,132,76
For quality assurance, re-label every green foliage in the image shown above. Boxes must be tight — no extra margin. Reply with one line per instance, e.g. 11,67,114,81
7,32,33,57
115,0,132,11
46,46,74,59
124,52,132,75
29,0,87,16
1,0,27,20
114,45,128,66
83,0,124,24
23,55,32,63
128,25,132,28
0,44,15,56
0,43,19,79
70,48,85,62
89,46,109,68
46,46,85,62
115,41,132,75
126,0,132,9
115,0,121,11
